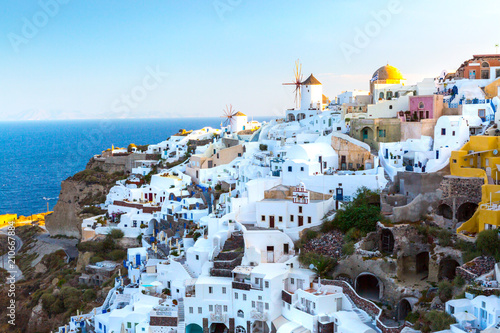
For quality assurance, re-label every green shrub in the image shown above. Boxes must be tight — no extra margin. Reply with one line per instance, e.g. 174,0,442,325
90,255,104,264
108,228,125,239
438,280,453,302
453,275,465,287
476,229,500,257
424,310,456,332
82,289,96,302
342,241,355,255
108,249,126,261
438,229,452,247
344,228,365,243
323,187,382,233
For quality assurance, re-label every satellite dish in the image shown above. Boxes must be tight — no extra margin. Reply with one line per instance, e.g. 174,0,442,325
309,264,315,270
494,149,498,155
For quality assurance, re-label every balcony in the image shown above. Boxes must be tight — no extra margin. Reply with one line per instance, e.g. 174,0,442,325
232,281,251,291
210,312,227,323
250,310,268,321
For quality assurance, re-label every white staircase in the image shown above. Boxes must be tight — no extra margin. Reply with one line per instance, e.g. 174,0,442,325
178,299,186,333
182,263,196,278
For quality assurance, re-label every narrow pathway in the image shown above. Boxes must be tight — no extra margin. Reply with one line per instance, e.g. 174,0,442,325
0,228,24,281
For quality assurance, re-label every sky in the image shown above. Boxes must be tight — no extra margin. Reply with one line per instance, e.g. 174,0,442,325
1,0,499,120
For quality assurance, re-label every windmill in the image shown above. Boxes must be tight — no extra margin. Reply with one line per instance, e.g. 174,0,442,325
221,104,238,130
282,59,303,109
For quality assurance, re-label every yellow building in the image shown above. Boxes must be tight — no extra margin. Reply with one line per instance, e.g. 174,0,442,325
450,136,500,234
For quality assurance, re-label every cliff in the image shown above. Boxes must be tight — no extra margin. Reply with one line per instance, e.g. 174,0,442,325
45,155,133,238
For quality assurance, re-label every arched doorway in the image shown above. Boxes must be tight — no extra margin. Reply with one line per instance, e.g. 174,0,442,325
210,323,228,333
416,252,429,276
437,204,453,219
355,273,382,301
381,229,394,254
361,127,374,143
288,114,296,122
397,299,412,321
457,202,478,222
439,258,459,280
187,324,203,333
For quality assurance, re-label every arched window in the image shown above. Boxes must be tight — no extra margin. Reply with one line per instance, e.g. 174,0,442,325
379,92,384,100
386,91,393,99
395,92,400,98
482,61,490,68
418,102,424,109
237,310,244,318
236,326,246,333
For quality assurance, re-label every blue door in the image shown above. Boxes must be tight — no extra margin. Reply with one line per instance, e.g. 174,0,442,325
136,254,141,266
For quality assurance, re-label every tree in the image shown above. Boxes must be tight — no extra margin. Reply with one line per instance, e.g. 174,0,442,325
323,187,382,233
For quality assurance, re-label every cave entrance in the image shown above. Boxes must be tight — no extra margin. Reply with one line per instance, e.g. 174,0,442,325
457,202,478,222
416,252,429,276
439,258,459,280
355,274,381,301
397,299,412,321
437,204,453,219
381,229,395,254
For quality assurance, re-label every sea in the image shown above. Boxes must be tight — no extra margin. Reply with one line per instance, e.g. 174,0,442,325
0,117,272,216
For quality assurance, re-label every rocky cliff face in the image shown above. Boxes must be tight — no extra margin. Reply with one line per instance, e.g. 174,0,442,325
45,180,109,238
45,156,131,238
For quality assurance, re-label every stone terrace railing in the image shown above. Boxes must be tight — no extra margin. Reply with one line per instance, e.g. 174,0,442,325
320,279,413,333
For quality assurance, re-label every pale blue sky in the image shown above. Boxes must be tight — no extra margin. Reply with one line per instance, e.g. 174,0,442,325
1,0,499,120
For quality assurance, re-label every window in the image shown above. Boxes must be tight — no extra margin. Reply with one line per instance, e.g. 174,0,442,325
378,129,386,137
238,153,242,157
483,301,486,308
496,69,500,78
128,322,132,329
265,281,269,288
452,131,455,136
288,166,292,172
235,292,238,299
308,216,312,224
252,301,255,308
290,215,294,222
198,307,202,314
243,294,247,301
196,255,199,260
209,305,214,311
299,206,303,213
261,215,265,221
265,303,269,310
258,296,262,300
453,159,457,163
291,278,295,284
236,326,246,333
441,128,446,135
479,109,486,118
278,216,283,222
419,101,424,109
224,305,228,312
189,307,193,314
389,105,393,109
222,287,226,294
209,287,213,294
300,167,304,171
237,310,244,318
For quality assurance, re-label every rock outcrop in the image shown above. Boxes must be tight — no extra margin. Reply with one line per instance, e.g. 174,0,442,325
45,155,136,238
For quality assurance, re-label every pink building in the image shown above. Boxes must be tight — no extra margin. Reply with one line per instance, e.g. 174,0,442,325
399,95,444,122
